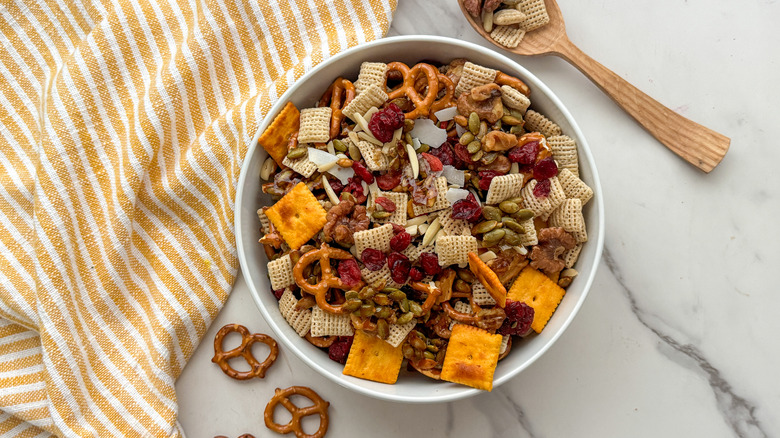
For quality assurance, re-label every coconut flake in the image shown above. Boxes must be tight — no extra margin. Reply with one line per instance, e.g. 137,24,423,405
412,137,421,151
441,165,465,187
410,118,447,148
455,124,466,136
406,143,419,178
328,163,355,185
445,188,470,205
434,106,458,122
307,147,338,166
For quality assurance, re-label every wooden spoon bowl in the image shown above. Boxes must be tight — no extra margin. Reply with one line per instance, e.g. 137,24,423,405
458,0,730,173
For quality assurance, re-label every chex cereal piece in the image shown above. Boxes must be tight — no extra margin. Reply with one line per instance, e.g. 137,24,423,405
548,198,587,243
258,101,299,166
257,208,271,234
361,265,392,287
520,177,565,221
437,207,470,236
441,324,502,391
468,252,507,308
355,62,387,95
455,62,498,97
557,168,593,205
267,254,295,290
517,218,538,246
501,85,531,113
507,266,565,333
356,140,388,171
343,330,404,384
279,289,312,337
493,9,526,25
402,245,424,263
472,281,497,307
354,223,394,257
564,243,582,268
486,173,525,205
386,319,417,348
490,25,526,49
547,135,579,177
297,107,332,144
412,177,451,215
517,0,550,31
369,190,408,225
265,182,327,250
524,110,562,137
449,300,473,330
435,235,478,267
310,307,354,337
342,84,388,122
282,153,318,178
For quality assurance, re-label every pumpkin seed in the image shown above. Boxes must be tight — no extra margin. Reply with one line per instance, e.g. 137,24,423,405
481,152,498,165
373,293,391,306
332,139,347,152
375,306,392,319
482,206,503,221
286,147,307,160
423,351,436,360
426,343,439,353
399,298,411,313
501,217,526,234
396,311,415,325
501,115,523,126
457,269,476,283
359,304,375,317
482,228,506,247
342,299,362,312
472,220,498,234
409,300,423,317
454,279,472,293
403,118,415,132
459,132,475,145
467,140,482,154
345,290,359,300
410,334,427,351
418,143,430,153
372,210,392,219
477,121,488,139
470,149,484,161
358,287,376,300
501,228,522,246
499,200,520,214
468,112,480,134
384,289,406,302
510,124,524,135
513,208,535,222
377,319,389,339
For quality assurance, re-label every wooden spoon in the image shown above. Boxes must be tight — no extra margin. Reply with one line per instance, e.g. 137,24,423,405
458,0,730,173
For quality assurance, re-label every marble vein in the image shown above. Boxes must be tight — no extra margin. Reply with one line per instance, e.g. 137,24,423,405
602,248,767,438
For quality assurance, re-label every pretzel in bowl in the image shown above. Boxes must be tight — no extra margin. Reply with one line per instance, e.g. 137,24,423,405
317,77,355,139
496,70,530,96
211,324,279,380
385,62,441,119
293,243,364,315
264,386,330,438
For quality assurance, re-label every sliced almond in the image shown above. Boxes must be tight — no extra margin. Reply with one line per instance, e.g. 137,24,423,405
422,217,441,247
321,175,340,205
479,251,498,263
406,143,419,178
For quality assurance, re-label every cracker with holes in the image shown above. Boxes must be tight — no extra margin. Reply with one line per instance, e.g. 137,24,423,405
279,289,312,337
524,110,562,137
501,85,531,113
548,135,580,177
412,177,451,215
267,254,295,290
361,265,393,286
264,182,327,250
356,140,388,171
297,107,332,144
386,320,417,348
440,324,502,391
369,191,408,225
490,25,526,49
282,152,318,178
517,0,550,31
342,84,388,122
485,173,525,205
355,62,387,95
435,235,478,267
354,223,394,257
258,101,300,166
564,243,582,268
472,281,497,307
437,207,470,236
310,307,354,337
520,177,565,221
343,330,404,384
548,198,587,243
558,168,593,205
507,266,566,333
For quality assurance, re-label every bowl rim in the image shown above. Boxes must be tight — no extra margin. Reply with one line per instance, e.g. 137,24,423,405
235,34,604,403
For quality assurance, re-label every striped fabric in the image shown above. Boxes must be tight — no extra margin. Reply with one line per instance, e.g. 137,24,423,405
0,0,396,436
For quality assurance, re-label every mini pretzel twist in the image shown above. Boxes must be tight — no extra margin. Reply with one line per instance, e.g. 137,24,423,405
305,333,337,348
292,243,364,315
442,301,480,325
264,386,330,438
495,71,530,96
408,281,442,315
211,324,279,380
385,62,440,119
430,73,456,117
318,77,355,139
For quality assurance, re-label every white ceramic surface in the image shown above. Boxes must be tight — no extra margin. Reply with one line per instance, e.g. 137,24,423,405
233,35,603,403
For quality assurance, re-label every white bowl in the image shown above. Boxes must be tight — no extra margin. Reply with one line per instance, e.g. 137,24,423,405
235,35,604,403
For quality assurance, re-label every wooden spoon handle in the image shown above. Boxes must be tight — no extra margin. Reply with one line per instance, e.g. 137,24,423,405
555,39,730,173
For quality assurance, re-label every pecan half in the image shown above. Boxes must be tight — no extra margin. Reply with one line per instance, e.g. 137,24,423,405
322,199,369,247
457,83,504,124
529,227,576,274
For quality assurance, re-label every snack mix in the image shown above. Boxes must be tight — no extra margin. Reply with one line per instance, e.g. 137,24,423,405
463,0,551,49
256,58,592,391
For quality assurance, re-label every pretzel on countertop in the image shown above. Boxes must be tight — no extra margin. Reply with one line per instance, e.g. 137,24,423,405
305,333,337,348
496,71,530,96
293,243,364,315
211,324,279,380
385,62,440,119
264,386,330,438
318,77,356,139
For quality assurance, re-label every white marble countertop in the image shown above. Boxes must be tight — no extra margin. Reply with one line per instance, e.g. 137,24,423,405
176,1,779,436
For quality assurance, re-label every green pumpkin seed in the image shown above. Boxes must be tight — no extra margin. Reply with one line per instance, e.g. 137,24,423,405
359,304,375,317
468,112,480,135
418,143,430,153
345,290,359,300
384,289,406,302
501,115,523,126
342,299,362,312
457,269,476,283
410,335,427,351
467,140,482,154
481,152,498,165
358,287,376,300
423,351,436,360
399,298,411,313
286,147,307,160
510,124,524,135
403,119,415,133
470,149,484,161
332,139,347,152
409,300,423,317
375,306,392,319
482,206,503,221
482,228,506,247
501,217,526,234
501,228,522,246
513,208,535,222
459,132,475,146
426,343,439,353
396,311,415,325
472,220,498,234
377,319,389,339
478,121,488,139
499,200,520,214
372,210,392,219
373,293,391,306
454,279,472,293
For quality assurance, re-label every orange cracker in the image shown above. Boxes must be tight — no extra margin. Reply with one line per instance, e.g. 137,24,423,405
440,324,502,391
264,182,327,250
507,266,566,333
468,252,507,308
342,330,404,384
258,101,300,166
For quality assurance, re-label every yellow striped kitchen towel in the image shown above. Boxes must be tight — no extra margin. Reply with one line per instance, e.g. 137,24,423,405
0,0,396,436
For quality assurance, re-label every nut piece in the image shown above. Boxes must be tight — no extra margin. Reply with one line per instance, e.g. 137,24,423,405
322,199,369,247
457,83,504,124
529,227,576,274
482,131,518,152
463,0,481,17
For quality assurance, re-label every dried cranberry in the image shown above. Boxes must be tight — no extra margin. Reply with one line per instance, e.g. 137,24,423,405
478,170,501,191
533,157,558,180
428,139,456,166
343,176,367,204
328,336,354,364
419,252,442,275
508,140,539,164
409,267,424,281
327,177,344,194
352,161,375,184
390,223,406,234
453,142,475,165
361,248,386,271
533,178,551,198
498,300,535,336
390,231,412,252
272,288,285,300
387,252,411,284
376,170,402,191
337,259,362,286
420,153,443,172
451,193,482,223
375,196,396,212
368,103,405,142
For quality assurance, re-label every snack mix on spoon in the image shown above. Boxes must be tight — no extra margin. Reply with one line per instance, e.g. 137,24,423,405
464,0,551,49
256,58,592,391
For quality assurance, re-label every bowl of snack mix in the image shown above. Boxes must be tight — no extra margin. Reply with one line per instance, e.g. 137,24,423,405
235,35,604,402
